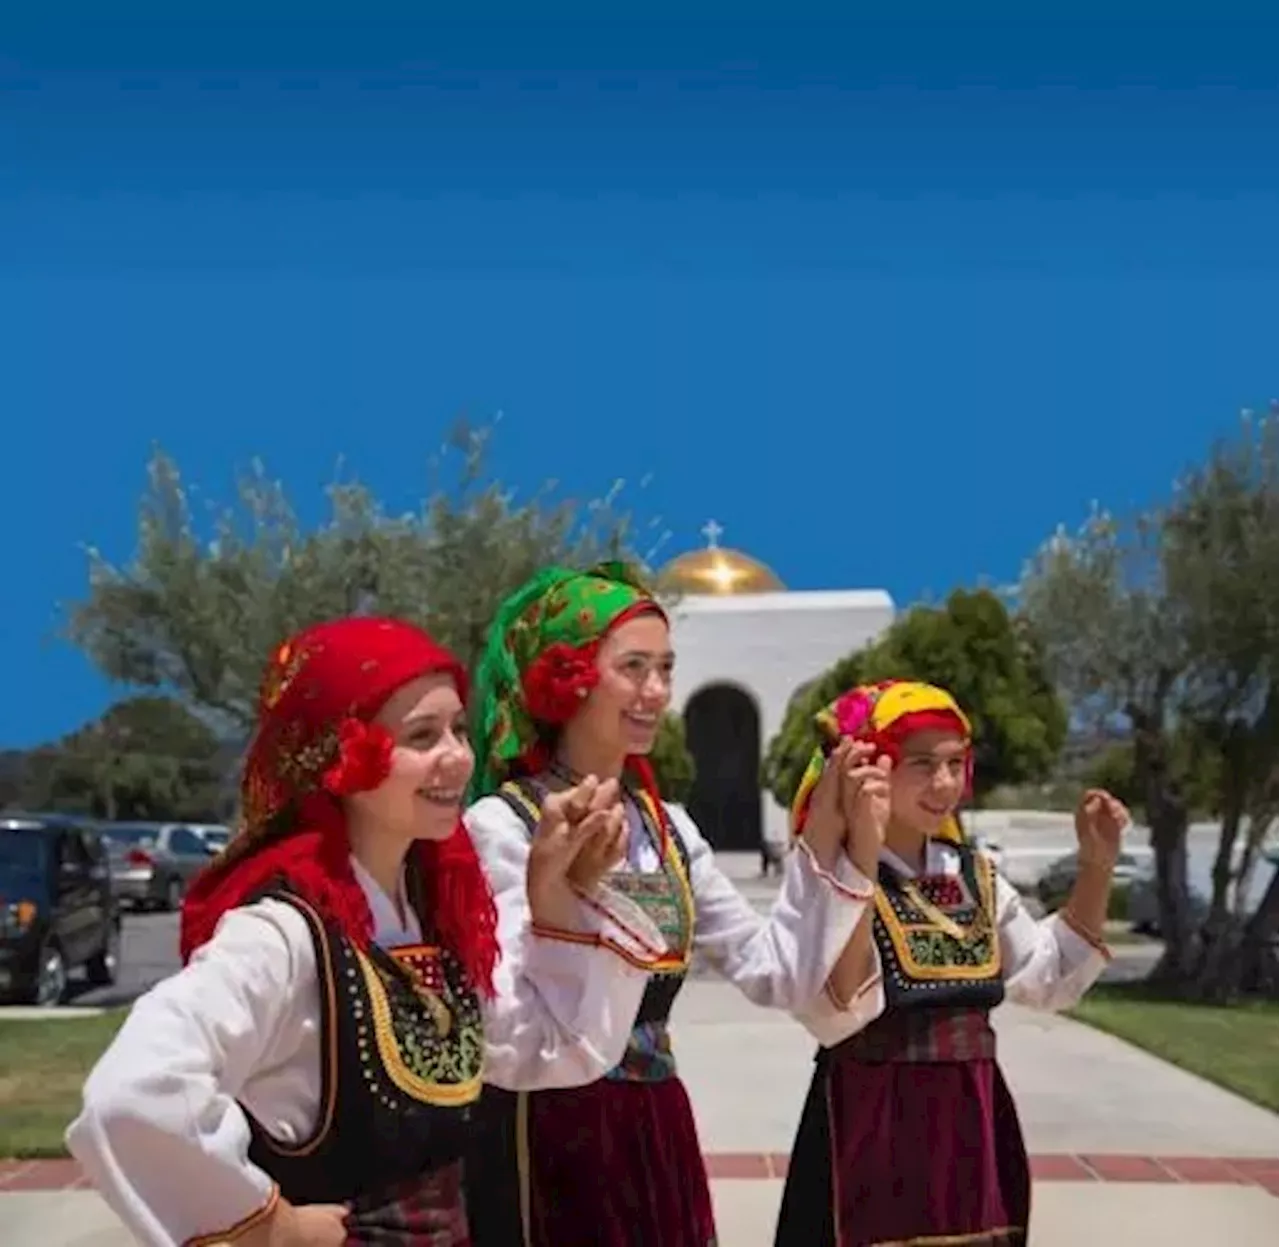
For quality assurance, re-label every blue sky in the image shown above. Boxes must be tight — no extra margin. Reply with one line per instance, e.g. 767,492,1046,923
1,4,1274,746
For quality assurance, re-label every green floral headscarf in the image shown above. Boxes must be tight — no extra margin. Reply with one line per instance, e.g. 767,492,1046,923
468,560,663,801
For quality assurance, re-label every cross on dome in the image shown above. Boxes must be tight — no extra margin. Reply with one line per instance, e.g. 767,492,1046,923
701,519,724,549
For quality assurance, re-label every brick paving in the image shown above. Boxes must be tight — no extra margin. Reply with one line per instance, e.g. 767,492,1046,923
2,1153,1275,1195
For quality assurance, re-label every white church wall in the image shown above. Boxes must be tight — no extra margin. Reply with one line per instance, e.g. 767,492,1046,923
667,588,896,844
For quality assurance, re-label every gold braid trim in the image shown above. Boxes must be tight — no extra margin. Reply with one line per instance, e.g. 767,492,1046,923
353,948,482,1107
182,1184,280,1247
874,855,1002,983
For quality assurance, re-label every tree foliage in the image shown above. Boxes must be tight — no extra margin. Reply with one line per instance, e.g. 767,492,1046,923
1020,407,1278,999
17,697,227,822
763,588,1067,809
1083,734,1223,822
650,713,696,804
63,420,696,783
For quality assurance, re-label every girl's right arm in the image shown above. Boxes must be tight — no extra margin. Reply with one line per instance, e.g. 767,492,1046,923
66,901,318,1247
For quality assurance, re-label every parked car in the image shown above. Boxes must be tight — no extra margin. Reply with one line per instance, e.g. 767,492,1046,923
196,824,231,854
1035,849,1148,914
103,821,222,912
1127,842,1278,936
0,813,121,1005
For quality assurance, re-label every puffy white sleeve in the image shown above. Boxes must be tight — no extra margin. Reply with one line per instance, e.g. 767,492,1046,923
793,961,888,1048
671,804,875,1011
997,872,1110,1010
465,796,668,1093
64,901,318,1247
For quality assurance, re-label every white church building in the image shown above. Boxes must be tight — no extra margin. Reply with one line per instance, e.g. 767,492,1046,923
658,523,895,851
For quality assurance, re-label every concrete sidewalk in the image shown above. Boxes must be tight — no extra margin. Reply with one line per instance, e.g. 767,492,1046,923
708,1180,1280,1247
3,850,1275,1244
6,1183,1272,1247
673,980,1279,1159
674,981,1277,1245
4,979,1275,1245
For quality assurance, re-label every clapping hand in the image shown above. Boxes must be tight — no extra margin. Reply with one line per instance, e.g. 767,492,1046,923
527,776,626,929
565,778,629,892
800,739,857,870
838,741,892,876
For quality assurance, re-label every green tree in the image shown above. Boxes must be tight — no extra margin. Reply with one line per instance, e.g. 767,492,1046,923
763,587,1067,810
650,713,696,804
63,420,695,778
1020,408,1278,999
1083,732,1223,822
21,697,226,821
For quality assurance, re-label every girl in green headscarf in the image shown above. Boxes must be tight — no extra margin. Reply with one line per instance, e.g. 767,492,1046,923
463,561,877,1247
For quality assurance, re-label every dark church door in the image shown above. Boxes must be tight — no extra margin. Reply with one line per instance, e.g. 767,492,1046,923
683,684,762,851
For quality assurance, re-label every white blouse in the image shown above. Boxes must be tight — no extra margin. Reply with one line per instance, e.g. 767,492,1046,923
65,856,663,1247
796,839,1109,1046
465,796,876,1015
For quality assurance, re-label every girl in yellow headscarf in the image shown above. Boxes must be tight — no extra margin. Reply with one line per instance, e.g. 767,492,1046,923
776,679,1129,1247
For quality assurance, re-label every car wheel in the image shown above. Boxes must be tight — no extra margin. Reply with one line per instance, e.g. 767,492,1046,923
86,921,121,986
165,877,183,912
25,942,68,1007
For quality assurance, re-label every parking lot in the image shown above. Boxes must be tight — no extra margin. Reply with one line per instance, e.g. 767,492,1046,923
46,854,1164,1012
63,910,181,1009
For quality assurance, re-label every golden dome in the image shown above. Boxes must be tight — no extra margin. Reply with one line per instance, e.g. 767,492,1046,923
658,524,785,596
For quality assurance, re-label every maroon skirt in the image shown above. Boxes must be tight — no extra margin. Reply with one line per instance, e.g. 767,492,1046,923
466,1077,716,1247
774,1011,1030,1247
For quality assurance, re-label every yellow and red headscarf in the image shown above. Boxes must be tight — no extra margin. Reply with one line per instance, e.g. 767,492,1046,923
790,679,973,843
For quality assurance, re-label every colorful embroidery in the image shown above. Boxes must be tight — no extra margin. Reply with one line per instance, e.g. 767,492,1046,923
874,851,1002,987
346,941,484,1108
605,1020,678,1083
496,777,695,976
259,640,313,712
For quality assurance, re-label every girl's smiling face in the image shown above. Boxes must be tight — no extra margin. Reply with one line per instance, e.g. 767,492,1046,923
888,728,970,837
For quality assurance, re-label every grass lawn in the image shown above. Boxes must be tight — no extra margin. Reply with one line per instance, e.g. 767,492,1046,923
0,1012,126,1157
1069,982,1279,1113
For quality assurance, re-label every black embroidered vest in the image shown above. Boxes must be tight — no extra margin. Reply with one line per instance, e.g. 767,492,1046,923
494,775,695,1083
870,842,1005,1014
242,888,485,1207
826,844,1006,1068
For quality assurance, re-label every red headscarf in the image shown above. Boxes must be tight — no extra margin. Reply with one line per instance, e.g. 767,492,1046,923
179,617,500,996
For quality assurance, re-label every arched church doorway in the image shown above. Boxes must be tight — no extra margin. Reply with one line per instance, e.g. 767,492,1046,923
683,683,761,851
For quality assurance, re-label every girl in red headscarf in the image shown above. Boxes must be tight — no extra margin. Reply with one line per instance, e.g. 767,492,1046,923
67,618,664,1247
776,680,1129,1247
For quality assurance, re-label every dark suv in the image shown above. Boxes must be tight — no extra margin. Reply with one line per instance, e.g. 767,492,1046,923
0,814,121,1006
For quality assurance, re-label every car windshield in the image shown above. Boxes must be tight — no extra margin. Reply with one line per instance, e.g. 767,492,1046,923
104,824,160,848
203,830,230,849
0,829,47,872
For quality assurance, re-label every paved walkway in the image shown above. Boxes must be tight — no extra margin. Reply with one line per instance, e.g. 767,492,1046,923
3,980,1276,1244
2,848,1276,1243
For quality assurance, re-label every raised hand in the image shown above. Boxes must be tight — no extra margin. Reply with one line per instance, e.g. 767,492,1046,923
566,789,628,894
1074,788,1129,870
527,776,625,929
799,738,857,870
838,742,892,877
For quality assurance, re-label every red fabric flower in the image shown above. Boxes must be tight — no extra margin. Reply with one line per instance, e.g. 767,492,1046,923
322,717,395,796
522,641,600,724
834,688,876,737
